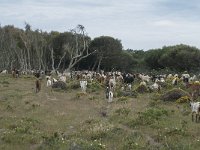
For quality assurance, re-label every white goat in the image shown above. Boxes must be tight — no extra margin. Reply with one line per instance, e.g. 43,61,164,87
1,70,8,74
109,77,116,90
52,78,58,83
80,80,87,93
190,101,200,122
108,91,114,103
46,76,52,87
150,82,159,90
138,74,151,82
59,75,66,83
127,84,132,91
140,81,147,86
160,78,165,83
167,74,173,79
189,75,197,83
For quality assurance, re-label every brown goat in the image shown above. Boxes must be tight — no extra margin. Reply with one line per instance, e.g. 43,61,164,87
35,79,41,93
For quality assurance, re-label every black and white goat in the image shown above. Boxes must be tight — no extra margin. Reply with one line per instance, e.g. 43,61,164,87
105,86,113,103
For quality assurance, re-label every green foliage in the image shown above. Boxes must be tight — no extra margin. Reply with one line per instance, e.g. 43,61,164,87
115,107,131,116
116,90,138,98
144,44,200,72
68,81,80,90
52,81,67,90
87,82,103,93
1,23,200,72
144,48,165,70
122,132,145,150
135,85,149,93
75,92,87,99
80,119,114,142
161,88,189,102
89,36,123,71
69,139,106,150
127,108,168,127
117,96,129,103
0,80,10,84
40,132,66,149
176,96,190,103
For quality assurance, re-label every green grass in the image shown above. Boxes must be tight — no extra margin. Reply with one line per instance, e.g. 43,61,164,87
0,75,200,149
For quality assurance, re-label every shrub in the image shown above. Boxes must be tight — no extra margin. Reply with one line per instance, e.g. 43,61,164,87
39,132,67,149
87,82,103,93
160,88,189,102
127,108,168,127
69,81,80,90
122,132,144,150
69,139,105,150
151,93,161,101
117,96,129,103
116,90,137,98
135,85,149,93
176,96,190,103
0,80,9,84
80,120,114,141
115,107,131,116
52,81,67,90
75,92,87,99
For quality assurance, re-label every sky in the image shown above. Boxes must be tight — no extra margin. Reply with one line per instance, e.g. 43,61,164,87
0,0,200,50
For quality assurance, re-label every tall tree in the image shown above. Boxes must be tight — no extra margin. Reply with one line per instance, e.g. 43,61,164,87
64,25,96,71
89,36,123,71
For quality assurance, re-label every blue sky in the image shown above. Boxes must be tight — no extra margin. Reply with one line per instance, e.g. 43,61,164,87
0,0,200,50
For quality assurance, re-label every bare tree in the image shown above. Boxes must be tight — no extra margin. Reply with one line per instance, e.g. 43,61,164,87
64,25,96,71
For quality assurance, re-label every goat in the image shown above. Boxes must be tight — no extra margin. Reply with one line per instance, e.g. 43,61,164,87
140,81,147,86
59,75,66,83
172,77,178,85
108,76,116,91
123,73,134,84
105,86,113,103
190,101,200,122
105,86,114,102
80,80,87,93
46,76,52,87
1,70,8,74
182,73,190,83
35,79,41,93
138,74,151,82
52,78,58,83
12,69,19,78
127,84,132,91
167,74,173,79
108,90,114,103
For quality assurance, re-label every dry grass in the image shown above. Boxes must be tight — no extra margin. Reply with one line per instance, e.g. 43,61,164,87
0,74,200,150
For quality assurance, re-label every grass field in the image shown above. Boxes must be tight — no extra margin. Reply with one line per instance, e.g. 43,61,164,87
0,74,200,150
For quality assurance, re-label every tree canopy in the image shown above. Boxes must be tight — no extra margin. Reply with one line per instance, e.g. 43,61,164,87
0,24,200,73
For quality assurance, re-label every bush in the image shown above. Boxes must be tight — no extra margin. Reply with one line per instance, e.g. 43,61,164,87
69,139,105,150
116,90,137,98
176,96,190,103
127,108,168,127
87,82,103,93
115,107,131,116
0,80,9,84
135,85,149,93
52,81,67,90
117,96,129,103
160,88,189,102
122,132,144,150
69,81,80,90
75,92,87,99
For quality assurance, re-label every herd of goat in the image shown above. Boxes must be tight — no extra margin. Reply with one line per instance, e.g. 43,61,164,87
1,69,200,122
